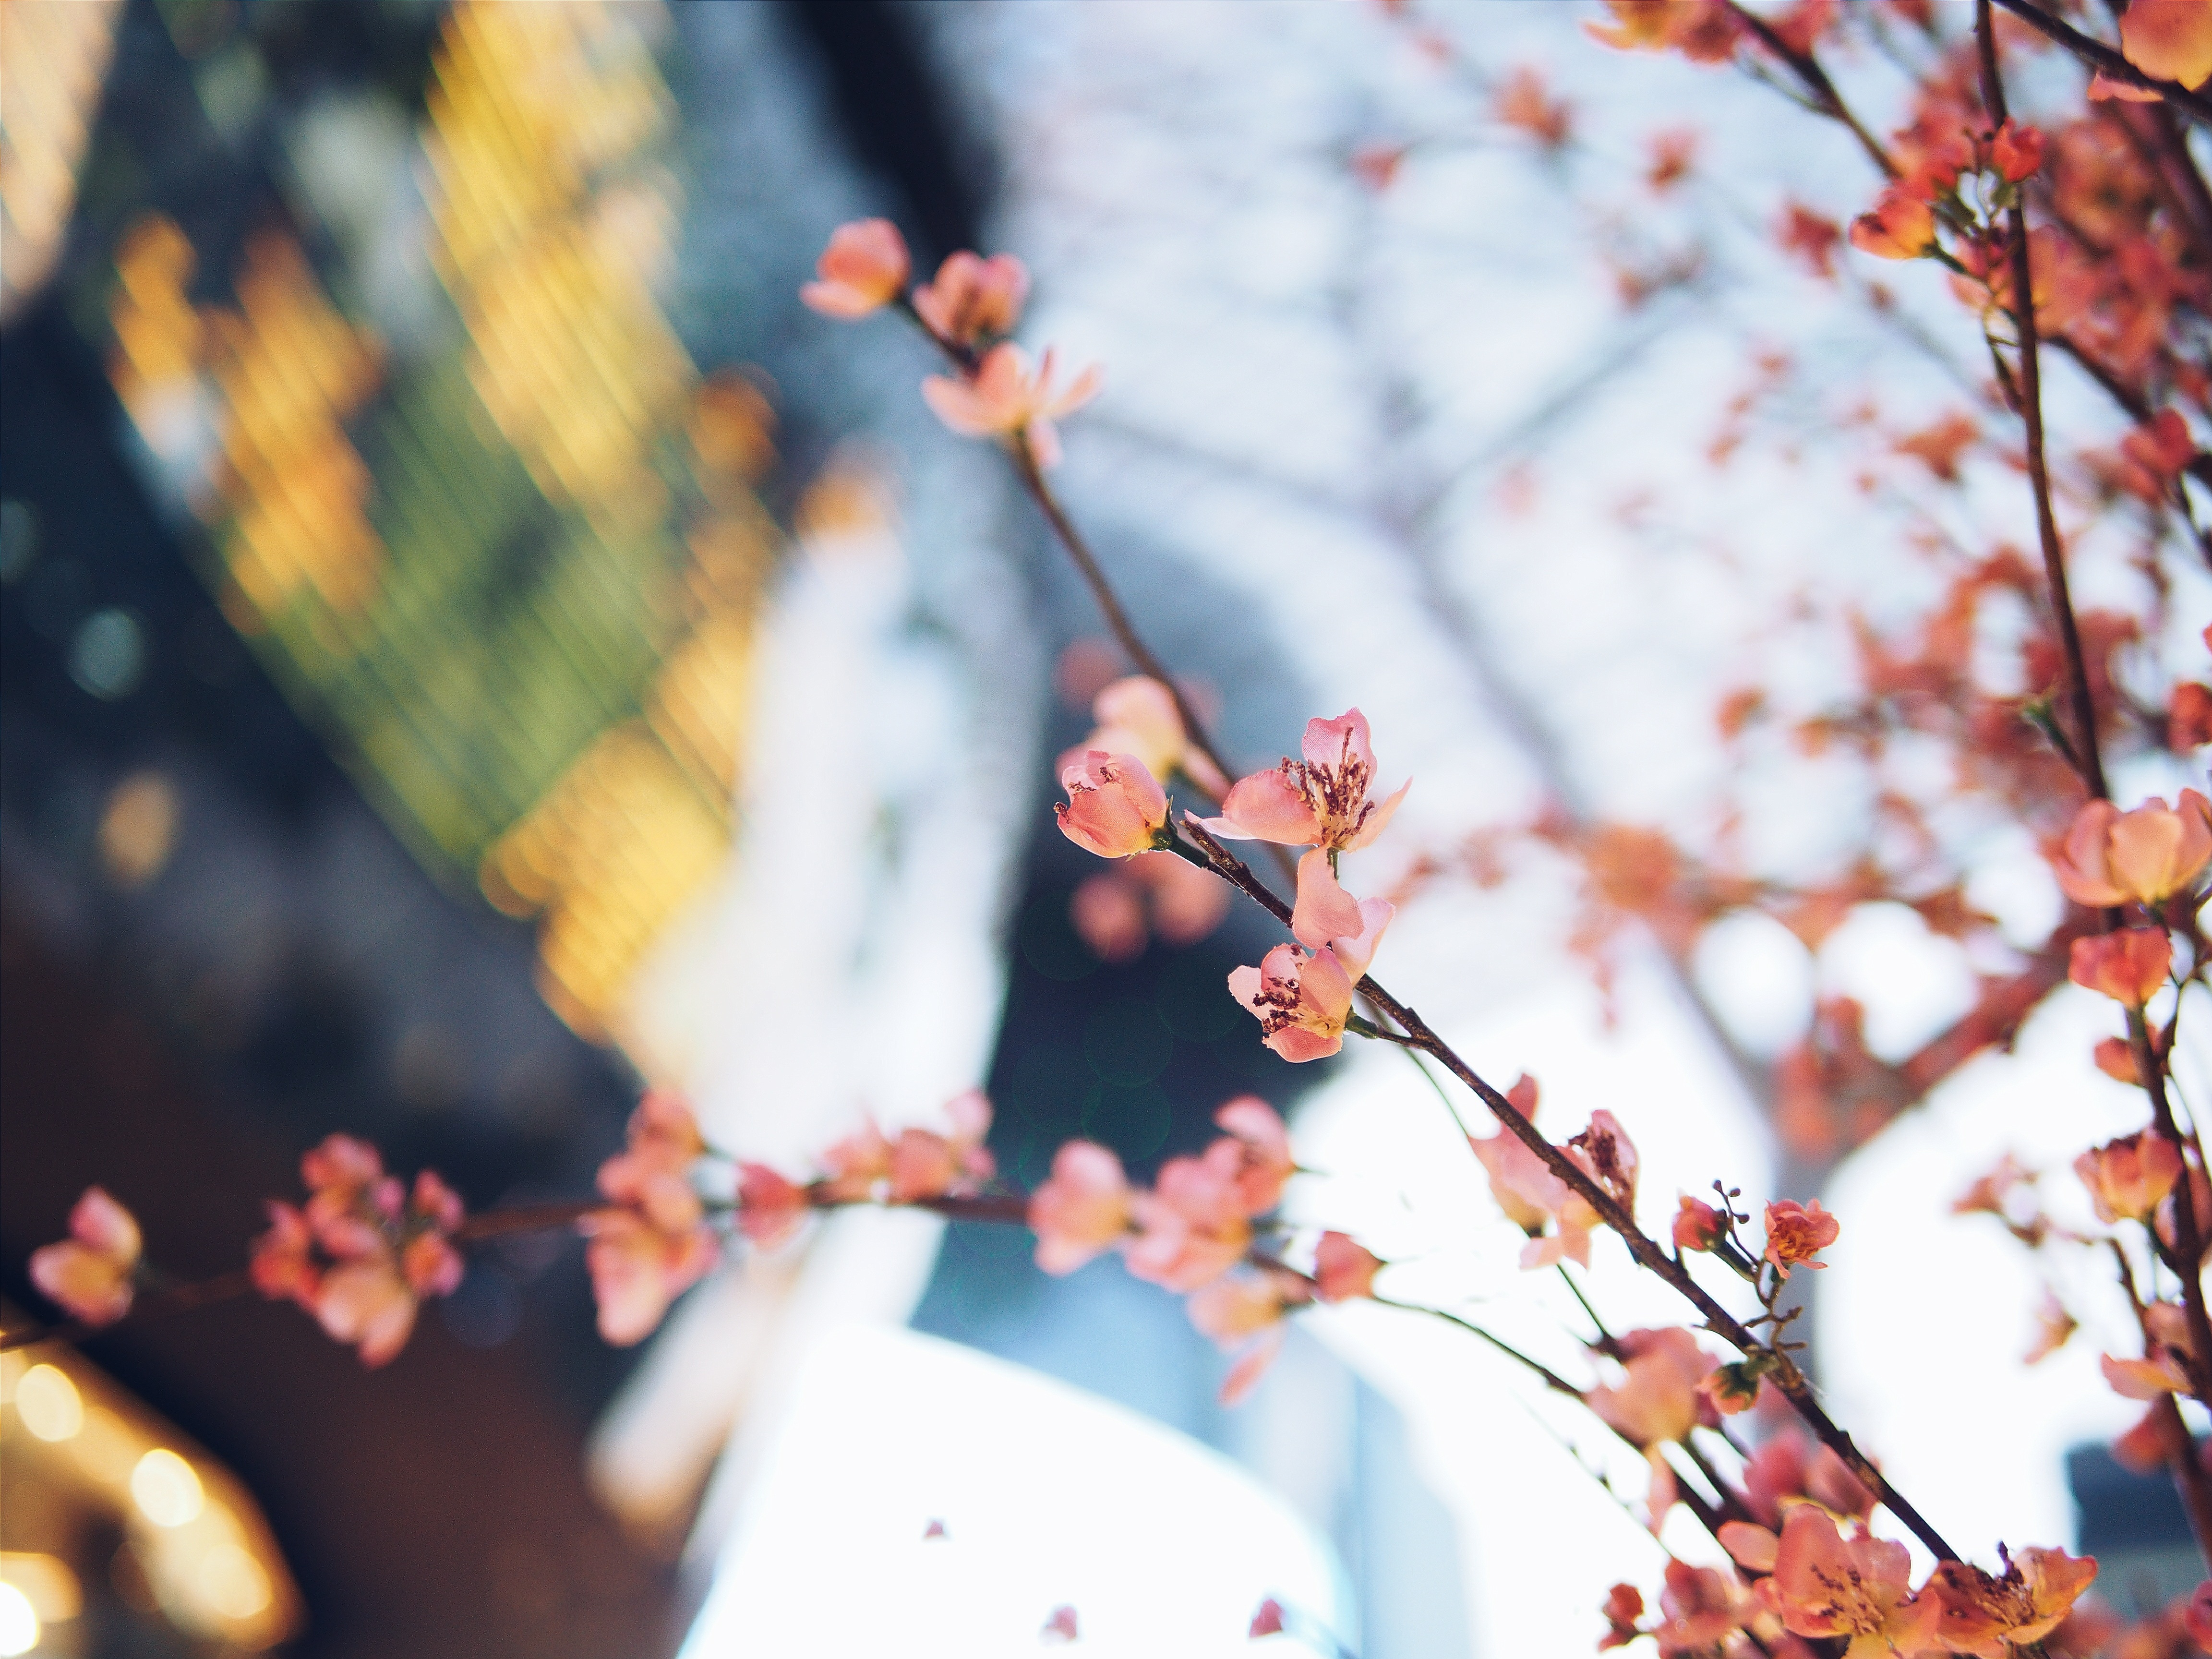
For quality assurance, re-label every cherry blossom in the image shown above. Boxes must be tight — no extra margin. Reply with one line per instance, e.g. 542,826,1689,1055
2050,792,2212,907
252,1154,466,1367
1196,709,1408,853
799,218,910,318
911,250,1028,347
2069,928,2174,1006
1055,749,1170,858
1769,1506,1939,1657
579,1208,718,1348
1763,1199,1840,1278
736,1164,809,1248
1289,850,1395,979
1207,1095,1295,1216
1029,1141,1133,1275
2121,0,2212,89
921,344,1101,467
1653,1560,1752,1658
1124,1154,1250,1292
29,1187,143,1326
889,1090,997,1202
1923,1548,2098,1655
1672,1195,1726,1252
1062,674,1227,798
1227,942,1357,1062
1587,1326,1714,1448
1312,1231,1383,1303
2075,1130,2184,1224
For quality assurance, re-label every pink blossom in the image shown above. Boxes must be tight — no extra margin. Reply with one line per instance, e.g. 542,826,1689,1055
2076,1130,2184,1224
1770,1506,1938,1653
818,1119,895,1203
1064,675,1228,798
301,1134,403,1259
29,1187,143,1326
1195,709,1409,853
737,1164,810,1247
2102,1348,2193,1399
1587,1327,1713,1447
1227,943,1356,1062
1208,1095,1295,1215
1250,1598,1288,1637
1055,750,1169,858
1654,1560,1752,1658
799,218,910,318
1924,1549,2099,1655
1140,850,1231,945
912,250,1028,346
314,1254,421,1368
249,1202,321,1307
1029,1141,1133,1274
921,344,1101,466
1125,1154,1251,1292
2069,928,2174,1006
1742,1428,1875,1526
1720,1522,1780,1573
1187,1267,1307,1346
1070,871,1148,961
1567,1109,1639,1213
1289,851,1395,979
1673,1196,1726,1252
579,1207,719,1346
2052,792,2212,907
889,1090,997,1202
1762,1199,1839,1278
1313,1231,1383,1302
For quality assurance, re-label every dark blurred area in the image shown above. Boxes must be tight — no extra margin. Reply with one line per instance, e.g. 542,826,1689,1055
0,1,990,1654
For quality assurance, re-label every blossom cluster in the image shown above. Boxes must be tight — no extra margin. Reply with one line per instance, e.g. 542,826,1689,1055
799,217,1100,465
249,1136,466,1367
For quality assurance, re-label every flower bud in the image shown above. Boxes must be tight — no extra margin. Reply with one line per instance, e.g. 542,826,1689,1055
2076,1130,2183,1224
2053,793,2212,908
1054,750,1169,858
799,219,910,318
1672,1195,1726,1252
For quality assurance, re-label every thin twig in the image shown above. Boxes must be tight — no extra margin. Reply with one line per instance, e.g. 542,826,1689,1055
1991,0,2212,129
1725,1,1899,178
1978,0,2112,804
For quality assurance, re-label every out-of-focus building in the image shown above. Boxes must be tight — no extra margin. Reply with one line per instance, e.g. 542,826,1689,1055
4,0,1471,1654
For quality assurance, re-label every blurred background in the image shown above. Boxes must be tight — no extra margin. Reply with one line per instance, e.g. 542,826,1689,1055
1,2,2206,1656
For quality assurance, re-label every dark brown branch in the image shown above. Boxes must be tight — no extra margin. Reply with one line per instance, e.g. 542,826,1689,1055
1978,0,2112,803
1991,0,2212,130
1725,1,1899,178
2129,1005,2212,1399
1181,818,1964,1563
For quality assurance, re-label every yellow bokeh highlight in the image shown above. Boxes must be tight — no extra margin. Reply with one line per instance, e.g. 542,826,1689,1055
483,721,731,1035
424,0,688,534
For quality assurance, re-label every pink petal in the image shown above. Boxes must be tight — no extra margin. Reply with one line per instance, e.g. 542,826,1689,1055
1266,1026,1344,1062
1302,708,1375,774
1202,769,1321,844
1338,777,1410,852
920,374,1008,436
69,1186,141,1262
1292,850,1366,948
1331,897,1395,980
1300,946,1356,1023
